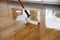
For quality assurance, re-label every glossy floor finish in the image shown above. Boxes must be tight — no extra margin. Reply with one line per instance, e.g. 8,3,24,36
0,2,40,40
0,2,60,40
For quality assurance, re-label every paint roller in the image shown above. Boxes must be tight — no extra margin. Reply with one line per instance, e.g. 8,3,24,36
18,0,30,18
18,0,40,25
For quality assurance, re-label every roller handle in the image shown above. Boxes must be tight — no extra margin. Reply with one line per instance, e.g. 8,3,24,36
18,0,30,18
25,10,30,18
18,0,24,8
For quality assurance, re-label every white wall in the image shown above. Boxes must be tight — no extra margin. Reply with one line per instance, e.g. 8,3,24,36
11,0,60,5
11,0,60,2
11,0,42,1
21,0,42,1
43,0,60,2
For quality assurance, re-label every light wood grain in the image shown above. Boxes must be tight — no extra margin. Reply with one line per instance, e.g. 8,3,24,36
30,9,37,21
0,2,60,40
12,8,23,19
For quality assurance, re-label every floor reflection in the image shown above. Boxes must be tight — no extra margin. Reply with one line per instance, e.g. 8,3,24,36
45,9,60,30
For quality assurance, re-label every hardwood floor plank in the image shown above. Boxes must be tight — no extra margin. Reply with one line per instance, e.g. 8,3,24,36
0,2,60,40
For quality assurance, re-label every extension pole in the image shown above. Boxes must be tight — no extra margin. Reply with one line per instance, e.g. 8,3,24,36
18,0,30,18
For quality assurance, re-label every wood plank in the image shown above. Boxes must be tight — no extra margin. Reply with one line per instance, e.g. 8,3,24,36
0,2,60,40
30,9,37,21
12,8,23,19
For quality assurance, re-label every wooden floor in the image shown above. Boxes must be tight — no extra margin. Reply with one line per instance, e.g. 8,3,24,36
0,2,60,40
